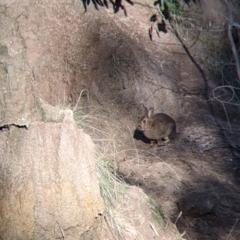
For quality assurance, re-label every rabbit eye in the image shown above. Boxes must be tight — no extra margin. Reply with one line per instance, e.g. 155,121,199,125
143,119,146,124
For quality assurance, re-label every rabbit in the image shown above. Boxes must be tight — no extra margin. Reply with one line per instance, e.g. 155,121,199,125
137,106,176,146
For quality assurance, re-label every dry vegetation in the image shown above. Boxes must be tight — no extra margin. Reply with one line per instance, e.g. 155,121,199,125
73,0,240,239
71,100,185,239
68,0,240,239
158,0,240,136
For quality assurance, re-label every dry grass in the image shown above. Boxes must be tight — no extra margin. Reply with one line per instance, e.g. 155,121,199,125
72,104,185,240
73,105,144,239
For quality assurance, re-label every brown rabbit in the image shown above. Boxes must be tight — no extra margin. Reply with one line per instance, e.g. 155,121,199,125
137,106,176,146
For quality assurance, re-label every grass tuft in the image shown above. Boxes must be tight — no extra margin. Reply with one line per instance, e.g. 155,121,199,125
73,105,142,239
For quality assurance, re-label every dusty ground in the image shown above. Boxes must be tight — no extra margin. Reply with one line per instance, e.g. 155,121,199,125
79,1,240,240
1,0,240,239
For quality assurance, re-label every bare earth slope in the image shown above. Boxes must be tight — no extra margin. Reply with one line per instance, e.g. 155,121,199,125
0,0,240,239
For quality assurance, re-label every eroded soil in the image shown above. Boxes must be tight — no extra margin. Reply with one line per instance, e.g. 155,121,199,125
1,0,240,239
82,1,240,239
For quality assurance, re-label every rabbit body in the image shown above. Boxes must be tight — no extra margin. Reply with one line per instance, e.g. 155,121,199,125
137,107,176,145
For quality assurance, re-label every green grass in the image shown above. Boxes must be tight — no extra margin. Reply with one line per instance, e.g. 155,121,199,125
147,197,165,226
96,153,128,208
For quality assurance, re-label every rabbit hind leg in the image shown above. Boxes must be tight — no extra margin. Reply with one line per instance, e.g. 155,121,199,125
157,138,168,146
158,136,170,145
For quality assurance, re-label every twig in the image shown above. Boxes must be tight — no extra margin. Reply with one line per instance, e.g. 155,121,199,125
226,218,239,240
223,0,240,83
150,223,159,236
221,128,240,133
73,89,89,112
211,85,240,130
233,22,240,29
212,85,235,104
175,211,183,225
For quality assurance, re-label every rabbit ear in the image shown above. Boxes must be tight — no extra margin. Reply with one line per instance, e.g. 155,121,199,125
144,106,149,115
140,104,148,116
148,107,154,117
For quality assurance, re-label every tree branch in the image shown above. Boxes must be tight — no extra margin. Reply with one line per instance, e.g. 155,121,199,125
233,22,240,29
223,0,240,84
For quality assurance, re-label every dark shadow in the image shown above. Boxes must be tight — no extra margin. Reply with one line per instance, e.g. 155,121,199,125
133,129,153,144
77,2,240,238
169,22,240,185
82,0,133,16
121,166,240,240
82,0,108,11
153,0,170,20
149,15,167,40
133,128,170,145
172,177,240,240
182,0,199,6
157,20,167,33
167,20,240,238
149,0,200,40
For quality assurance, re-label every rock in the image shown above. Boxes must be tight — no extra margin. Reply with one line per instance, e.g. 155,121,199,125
0,110,104,239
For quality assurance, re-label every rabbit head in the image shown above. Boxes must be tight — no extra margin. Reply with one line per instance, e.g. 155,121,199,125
137,106,155,132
